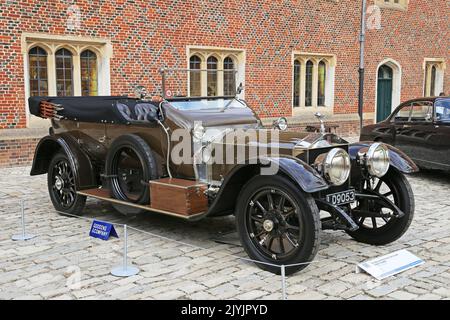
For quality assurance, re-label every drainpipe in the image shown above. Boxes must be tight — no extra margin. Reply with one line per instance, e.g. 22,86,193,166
358,0,367,133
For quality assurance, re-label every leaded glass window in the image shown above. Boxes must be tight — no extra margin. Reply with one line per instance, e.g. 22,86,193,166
207,56,218,97
80,50,98,96
189,55,201,97
55,48,73,96
29,47,48,96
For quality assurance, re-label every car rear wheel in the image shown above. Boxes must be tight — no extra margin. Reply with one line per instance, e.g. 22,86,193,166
346,169,414,245
105,134,159,216
48,152,86,216
236,175,321,275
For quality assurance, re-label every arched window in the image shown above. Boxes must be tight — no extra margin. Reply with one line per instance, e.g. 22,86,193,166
317,61,326,106
293,60,301,107
189,55,201,97
223,56,236,96
55,48,73,96
207,56,218,97
305,60,313,107
430,65,436,96
28,47,48,96
80,50,98,96
378,65,393,80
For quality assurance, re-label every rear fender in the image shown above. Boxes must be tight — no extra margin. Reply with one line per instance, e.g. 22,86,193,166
30,134,97,189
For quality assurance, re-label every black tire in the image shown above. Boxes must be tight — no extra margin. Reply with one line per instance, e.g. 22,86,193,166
48,152,86,216
346,169,414,245
236,175,321,275
105,134,159,215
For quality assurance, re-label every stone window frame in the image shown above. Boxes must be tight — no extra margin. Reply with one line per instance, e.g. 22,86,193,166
186,46,246,98
22,33,112,127
374,0,409,11
423,58,446,97
292,52,336,116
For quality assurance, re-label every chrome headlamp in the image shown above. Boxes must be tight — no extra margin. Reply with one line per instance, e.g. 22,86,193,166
202,145,213,163
192,122,205,141
273,117,288,131
366,143,390,177
315,148,351,186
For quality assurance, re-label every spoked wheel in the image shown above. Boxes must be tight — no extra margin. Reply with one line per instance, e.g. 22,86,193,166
48,152,86,216
236,175,321,275
110,147,146,202
105,134,159,216
346,169,414,245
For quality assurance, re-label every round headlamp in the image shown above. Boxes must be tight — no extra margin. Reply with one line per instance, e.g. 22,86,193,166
273,117,288,131
321,148,351,186
366,143,390,177
193,123,205,141
202,145,212,163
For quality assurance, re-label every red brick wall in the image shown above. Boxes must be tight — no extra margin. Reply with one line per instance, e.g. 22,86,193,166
0,0,448,129
0,138,39,168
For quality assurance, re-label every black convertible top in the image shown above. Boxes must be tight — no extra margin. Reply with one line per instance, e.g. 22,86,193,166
28,96,160,125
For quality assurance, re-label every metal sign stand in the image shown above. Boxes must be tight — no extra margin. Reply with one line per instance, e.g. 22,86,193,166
281,265,287,300
11,200,36,241
111,224,139,277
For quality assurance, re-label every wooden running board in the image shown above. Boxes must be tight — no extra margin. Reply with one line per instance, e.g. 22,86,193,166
77,188,207,221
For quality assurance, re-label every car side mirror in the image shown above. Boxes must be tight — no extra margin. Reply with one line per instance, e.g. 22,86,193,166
134,85,148,99
425,113,432,121
236,83,244,95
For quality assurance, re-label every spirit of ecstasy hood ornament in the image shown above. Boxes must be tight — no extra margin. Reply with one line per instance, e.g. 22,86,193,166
315,112,326,134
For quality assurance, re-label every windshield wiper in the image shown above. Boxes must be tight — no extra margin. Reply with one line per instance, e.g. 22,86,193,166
219,99,235,112
219,98,247,112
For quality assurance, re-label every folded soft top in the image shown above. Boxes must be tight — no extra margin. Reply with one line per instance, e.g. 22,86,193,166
28,96,160,125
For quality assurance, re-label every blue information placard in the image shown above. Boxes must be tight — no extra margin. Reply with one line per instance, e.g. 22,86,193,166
89,220,118,241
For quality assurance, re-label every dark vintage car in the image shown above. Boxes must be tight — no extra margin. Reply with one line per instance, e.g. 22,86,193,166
28,69,418,275
361,96,450,171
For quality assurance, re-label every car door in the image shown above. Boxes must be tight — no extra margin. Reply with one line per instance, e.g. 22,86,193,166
391,102,413,154
419,98,450,170
401,100,435,167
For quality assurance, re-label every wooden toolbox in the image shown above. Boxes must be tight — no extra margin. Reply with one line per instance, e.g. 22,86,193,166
149,178,208,216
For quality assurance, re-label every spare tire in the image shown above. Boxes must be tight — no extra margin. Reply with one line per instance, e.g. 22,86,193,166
105,134,159,211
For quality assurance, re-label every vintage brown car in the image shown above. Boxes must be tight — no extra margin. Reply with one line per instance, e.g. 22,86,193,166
28,69,418,275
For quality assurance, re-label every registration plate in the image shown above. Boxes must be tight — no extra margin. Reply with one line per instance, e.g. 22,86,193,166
326,189,356,206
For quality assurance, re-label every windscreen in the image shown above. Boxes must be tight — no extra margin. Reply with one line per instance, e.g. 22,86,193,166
435,98,450,122
160,68,238,99
169,99,246,111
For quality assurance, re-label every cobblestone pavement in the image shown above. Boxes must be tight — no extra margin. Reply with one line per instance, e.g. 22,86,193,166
0,166,449,300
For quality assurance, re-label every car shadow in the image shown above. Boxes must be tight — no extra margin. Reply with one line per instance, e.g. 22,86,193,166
411,168,450,184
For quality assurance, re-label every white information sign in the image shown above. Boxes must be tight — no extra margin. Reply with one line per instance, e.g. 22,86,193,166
356,249,424,280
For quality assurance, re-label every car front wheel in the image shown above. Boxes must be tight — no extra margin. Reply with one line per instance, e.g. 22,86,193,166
236,175,321,275
346,169,414,245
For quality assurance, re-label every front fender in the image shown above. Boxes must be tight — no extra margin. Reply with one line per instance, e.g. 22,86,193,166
205,156,328,217
30,134,97,189
265,156,329,193
349,142,419,174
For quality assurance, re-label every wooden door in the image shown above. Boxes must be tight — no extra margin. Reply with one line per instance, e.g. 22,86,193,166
377,65,393,122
